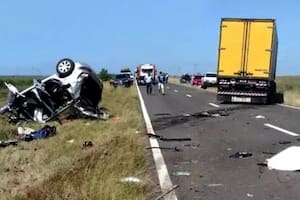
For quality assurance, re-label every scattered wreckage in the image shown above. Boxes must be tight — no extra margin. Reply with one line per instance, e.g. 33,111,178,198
0,58,109,123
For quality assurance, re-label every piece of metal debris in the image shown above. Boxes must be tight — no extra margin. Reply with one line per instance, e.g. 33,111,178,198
82,141,93,149
172,171,191,176
154,185,179,200
247,193,254,198
146,146,182,152
67,139,75,144
278,140,291,145
146,133,191,142
120,176,142,183
256,115,265,119
229,152,253,159
208,184,223,187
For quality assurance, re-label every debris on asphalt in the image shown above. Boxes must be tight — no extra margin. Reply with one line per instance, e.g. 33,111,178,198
257,162,268,167
120,176,142,184
266,146,300,171
146,133,191,142
278,140,292,145
207,184,224,187
160,137,191,142
172,171,191,176
247,193,254,198
255,115,265,119
154,113,171,116
211,113,221,118
262,151,275,155
154,184,179,200
146,146,182,152
229,151,253,159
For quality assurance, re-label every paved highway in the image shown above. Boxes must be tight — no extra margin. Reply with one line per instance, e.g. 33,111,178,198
139,83,300,200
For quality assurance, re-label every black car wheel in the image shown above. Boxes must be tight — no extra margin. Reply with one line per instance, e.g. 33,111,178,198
56,58,75,78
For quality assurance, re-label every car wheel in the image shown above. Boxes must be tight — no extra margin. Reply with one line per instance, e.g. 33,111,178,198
56,58,75,78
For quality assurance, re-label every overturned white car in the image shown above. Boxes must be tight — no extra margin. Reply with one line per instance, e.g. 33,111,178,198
0,58,109,122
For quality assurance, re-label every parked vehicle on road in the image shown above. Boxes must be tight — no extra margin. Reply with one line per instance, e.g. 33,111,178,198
192,75,203,86
203,72,217,86
136,64,157,85
120,67,134,81
180,74,191,84
109,73,133,88
217,18,279,104
0,58,109,122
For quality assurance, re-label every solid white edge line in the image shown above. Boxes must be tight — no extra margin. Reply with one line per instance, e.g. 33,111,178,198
136,83,178,200
278,104,300,110
264,123,299,136
209,103,220,108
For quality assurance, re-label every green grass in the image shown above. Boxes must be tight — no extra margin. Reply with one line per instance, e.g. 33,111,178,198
0,78,151,200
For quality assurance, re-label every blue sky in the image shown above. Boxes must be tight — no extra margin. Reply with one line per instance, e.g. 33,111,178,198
0,0,299,76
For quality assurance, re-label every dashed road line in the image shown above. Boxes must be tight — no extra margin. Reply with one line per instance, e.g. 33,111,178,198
186,94,192,98
136,83,178,200
174,89,178,93
209,103,220,108
264,123,299,136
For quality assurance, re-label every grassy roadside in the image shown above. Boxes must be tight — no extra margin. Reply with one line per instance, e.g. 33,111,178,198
169,76,300,107
0,81,151,200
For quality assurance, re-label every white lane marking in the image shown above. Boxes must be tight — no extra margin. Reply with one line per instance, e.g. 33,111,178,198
183,113,191,117
166,86,170,89
278,104,300,110
209,103,220,108
174,89,178,93
136,84,177,200
186,94,192,98
264,123,299,136
256,115,265,119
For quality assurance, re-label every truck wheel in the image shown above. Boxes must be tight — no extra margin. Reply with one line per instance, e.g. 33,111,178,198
201,82,208,89
267,81,276,104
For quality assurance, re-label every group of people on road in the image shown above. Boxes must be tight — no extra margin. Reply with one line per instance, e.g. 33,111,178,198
144,72,168,95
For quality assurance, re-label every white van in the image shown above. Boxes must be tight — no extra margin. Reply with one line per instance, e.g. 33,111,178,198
203,72,217,86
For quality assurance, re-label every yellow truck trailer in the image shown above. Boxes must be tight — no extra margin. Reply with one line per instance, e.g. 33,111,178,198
217,18,278,104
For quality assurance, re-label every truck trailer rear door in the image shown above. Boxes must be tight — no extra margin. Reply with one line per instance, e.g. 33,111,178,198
218,20,245,77
244,21,274,78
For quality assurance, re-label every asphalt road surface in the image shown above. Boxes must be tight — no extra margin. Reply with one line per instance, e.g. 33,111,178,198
140,83,300,200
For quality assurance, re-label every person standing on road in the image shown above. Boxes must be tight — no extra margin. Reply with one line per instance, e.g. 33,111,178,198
165,73,169,84
145,72,153,95
157,72,165,95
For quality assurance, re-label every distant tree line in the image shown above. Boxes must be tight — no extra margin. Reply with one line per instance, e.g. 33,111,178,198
98,68,113,81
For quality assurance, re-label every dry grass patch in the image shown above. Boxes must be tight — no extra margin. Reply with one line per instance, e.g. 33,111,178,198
0,82,151,200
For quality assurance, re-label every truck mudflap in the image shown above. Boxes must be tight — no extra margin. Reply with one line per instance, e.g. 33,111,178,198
217,92,268,104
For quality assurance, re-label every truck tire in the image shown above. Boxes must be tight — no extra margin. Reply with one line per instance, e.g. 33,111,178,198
267,81,276,104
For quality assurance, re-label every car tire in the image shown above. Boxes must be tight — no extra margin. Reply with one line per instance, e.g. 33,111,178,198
56,58,75,78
